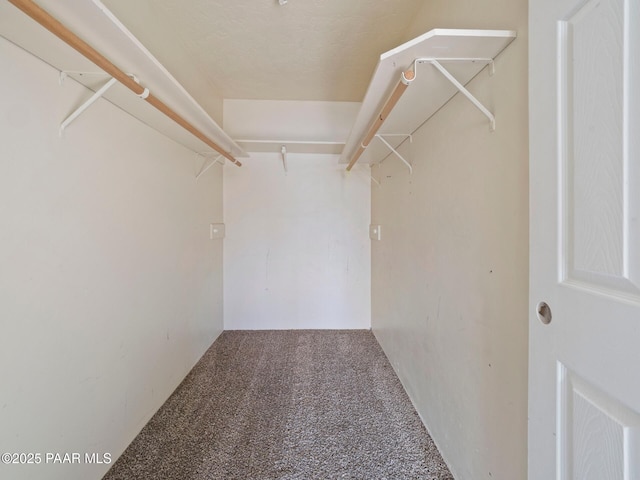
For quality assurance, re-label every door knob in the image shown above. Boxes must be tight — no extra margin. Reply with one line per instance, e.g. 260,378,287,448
536,302,552,325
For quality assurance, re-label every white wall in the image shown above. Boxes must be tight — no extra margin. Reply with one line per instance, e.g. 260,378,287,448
0,38,224,480
224,99,360,143
371,2,529,480
224,154,370,330
103,0,225,125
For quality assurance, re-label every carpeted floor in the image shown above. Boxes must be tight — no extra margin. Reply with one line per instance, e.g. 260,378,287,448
102,330,453,479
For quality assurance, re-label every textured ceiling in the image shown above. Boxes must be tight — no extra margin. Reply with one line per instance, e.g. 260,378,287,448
102,0,425,102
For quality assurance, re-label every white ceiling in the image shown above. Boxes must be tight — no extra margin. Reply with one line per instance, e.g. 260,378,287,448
102,0,425,102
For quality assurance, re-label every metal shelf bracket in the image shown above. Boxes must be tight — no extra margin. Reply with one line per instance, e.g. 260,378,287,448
281,146,288,173
59,70,111,85
59,71,143,136
59,76,117,136
196,153,224,180
370,165,380,186
414,58,496,131
375,134,413,175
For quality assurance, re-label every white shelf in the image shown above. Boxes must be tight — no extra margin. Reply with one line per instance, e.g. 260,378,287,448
235,140,345,155
0,0,247,159
223,99,358,156
339,29,517,165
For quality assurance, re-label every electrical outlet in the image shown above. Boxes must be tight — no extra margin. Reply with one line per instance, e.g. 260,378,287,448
369,224,381,241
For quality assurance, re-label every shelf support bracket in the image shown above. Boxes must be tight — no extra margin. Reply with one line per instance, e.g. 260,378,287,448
59,72,143,137
281,146,288,174
59,76,118,136
59,70,111,85
375,134,413,175
428,60,496,131
196,153,224,180
370,165,380,187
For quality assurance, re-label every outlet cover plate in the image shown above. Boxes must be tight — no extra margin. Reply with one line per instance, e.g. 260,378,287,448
369,224,381,241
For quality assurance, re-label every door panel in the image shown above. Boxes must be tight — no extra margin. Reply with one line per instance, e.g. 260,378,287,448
559,0,640,300
529,0,640,477
558,363,640,479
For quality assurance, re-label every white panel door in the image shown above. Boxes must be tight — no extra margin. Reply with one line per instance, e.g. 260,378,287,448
529,0,640,478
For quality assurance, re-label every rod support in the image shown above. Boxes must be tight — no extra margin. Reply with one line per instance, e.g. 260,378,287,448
196,153,224,180
370,165,380,186
59,76,118,136
281,146,288,173
375,134,413,175
414,58,497,131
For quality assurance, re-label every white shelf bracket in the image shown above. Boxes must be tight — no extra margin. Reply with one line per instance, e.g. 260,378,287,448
370,165,380,186
59,70,110,85
196,153,224,180
59,72,144,136
421,59,496,131
488,59,495,76
59,76,118,136
375,134,413,175
281,145,288,173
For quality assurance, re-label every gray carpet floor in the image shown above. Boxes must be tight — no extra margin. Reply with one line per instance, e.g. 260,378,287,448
102,330,453,479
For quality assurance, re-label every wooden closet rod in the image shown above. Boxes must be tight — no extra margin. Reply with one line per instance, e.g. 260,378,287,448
8,0,241,167
346,69,414,171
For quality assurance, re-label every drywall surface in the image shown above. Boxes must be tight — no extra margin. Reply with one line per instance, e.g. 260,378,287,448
104,0,425,102
370,2,529,480
0,38,223,480
224,154,370,329
224,99,360,142
102,0,224,125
